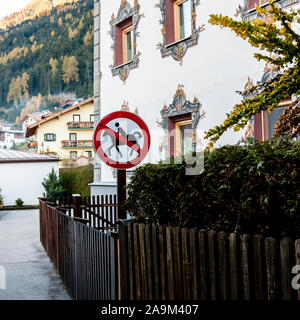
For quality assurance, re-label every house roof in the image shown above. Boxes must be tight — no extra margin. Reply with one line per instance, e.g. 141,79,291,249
0,150,59,163
26,97,94,138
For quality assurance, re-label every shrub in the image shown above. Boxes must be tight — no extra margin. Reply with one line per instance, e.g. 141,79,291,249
60,165,93,197
42,168,65,202
125,137,300,238
15,198,24,208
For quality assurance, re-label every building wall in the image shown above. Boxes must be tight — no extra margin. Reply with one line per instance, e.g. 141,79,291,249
33,101,95,166
0,130,25,149
0,161,59,206
94,0,300,185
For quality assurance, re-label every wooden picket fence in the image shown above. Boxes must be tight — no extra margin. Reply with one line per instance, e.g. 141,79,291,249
40,196,300,301
56,194,118,231
39,198,118,300
119,223,300,300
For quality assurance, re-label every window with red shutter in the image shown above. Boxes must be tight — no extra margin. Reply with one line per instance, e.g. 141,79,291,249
115,17,133,67
110,1,141,82
157,0,203,63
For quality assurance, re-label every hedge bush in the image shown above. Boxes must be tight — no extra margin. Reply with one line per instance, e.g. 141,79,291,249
60,166,94,197
125,137,300,238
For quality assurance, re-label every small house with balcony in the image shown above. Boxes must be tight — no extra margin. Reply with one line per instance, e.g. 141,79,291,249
26,98,95,167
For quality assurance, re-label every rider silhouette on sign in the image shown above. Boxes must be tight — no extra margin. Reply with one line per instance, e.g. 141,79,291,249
103,122,142,158
115,122,126,157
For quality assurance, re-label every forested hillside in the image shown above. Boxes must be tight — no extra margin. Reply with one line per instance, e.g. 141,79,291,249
0,0,93,123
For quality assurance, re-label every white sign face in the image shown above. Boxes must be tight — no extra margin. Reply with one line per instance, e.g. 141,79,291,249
99,118,145,163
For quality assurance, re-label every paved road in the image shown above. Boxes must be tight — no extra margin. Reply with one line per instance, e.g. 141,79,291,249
0,210,71,300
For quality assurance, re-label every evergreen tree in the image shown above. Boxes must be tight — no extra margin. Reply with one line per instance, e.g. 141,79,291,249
42,168,65,202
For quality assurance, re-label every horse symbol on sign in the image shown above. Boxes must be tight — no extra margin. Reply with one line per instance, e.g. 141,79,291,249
103,122,142,158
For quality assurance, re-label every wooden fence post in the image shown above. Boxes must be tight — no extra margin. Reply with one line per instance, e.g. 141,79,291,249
118,221,129,300
73,194,82,218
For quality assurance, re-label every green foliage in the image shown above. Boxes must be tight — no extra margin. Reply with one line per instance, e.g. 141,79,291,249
15,198,24,208
42,168,65,202
206,1,300,147
0,0,93,122
60,165,93,197
125,137,300,238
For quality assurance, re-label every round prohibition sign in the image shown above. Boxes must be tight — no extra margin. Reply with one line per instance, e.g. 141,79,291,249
93,111,151,169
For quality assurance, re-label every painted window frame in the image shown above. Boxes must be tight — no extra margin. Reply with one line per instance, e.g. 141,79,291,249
109,1,141,83
157,0,202,64
160,85,204,158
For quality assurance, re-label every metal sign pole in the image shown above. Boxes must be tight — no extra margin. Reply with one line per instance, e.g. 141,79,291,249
117,169,127,220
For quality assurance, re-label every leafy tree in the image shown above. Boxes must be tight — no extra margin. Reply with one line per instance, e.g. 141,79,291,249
205,1,300,147
21,72,30,99
62,55,79,85
83,30,93,46
7,76,22,103
49,57,59,78
42,168,65,202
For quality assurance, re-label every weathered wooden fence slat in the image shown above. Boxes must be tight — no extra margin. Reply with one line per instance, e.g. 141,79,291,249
208,230,217,300
173,227,183,300
218,231,228,300
229,233,239,300
280,237,293,300
190,229,198,300
240,234,251,300
253,235,264,300
198,230,207,300
152,225,160,300
159,226,167,300
145,224,153,300
166,226,175,300
265,237,277,300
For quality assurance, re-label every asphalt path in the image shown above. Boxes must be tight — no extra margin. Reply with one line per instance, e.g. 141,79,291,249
0,210,70,300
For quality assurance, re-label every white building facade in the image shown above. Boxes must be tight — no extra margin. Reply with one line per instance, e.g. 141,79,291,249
91,0,299,194
0,129,26,150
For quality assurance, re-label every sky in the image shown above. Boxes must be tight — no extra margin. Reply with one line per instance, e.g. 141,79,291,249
0,0,32,19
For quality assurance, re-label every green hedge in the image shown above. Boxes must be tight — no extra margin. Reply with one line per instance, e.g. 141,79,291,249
60,166,94,197
125,138,300,238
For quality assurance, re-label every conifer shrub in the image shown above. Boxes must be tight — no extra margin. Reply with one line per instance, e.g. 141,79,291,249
125,137,300,238
42,168,65,202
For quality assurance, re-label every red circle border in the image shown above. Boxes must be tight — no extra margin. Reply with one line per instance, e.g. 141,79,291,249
93,111,151,169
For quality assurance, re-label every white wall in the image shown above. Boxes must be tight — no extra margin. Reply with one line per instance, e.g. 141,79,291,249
97,0,298,183
0,161,59,206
